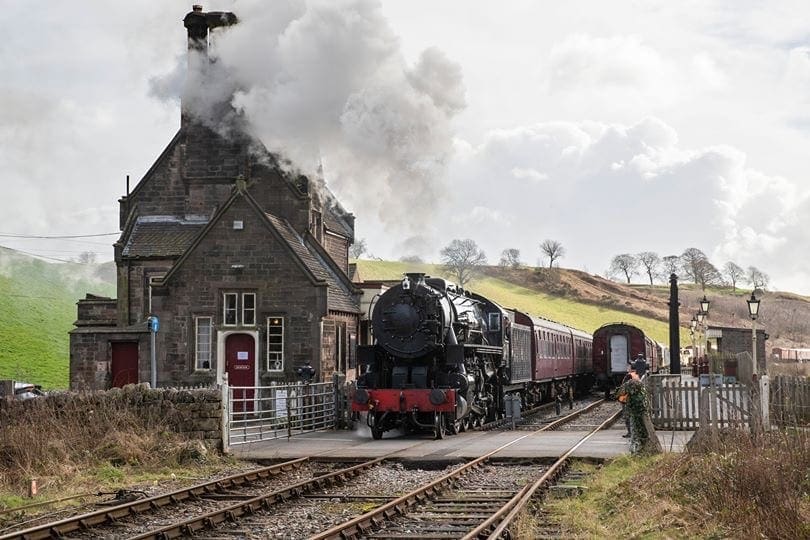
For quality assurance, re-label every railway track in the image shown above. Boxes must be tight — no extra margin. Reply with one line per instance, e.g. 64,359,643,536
2,399,618,539
311,399,619,539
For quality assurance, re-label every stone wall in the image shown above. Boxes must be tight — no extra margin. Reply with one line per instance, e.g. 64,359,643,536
0,384,224,449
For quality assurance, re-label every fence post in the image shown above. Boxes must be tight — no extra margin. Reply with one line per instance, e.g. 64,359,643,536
220,372,230,454
760,375,770,431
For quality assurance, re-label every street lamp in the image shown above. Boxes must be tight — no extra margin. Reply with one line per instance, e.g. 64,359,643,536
747,292,761,378
687,316,697,369
700,295,710,315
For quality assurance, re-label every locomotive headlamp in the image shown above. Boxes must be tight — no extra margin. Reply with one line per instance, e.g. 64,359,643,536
401,276,410,290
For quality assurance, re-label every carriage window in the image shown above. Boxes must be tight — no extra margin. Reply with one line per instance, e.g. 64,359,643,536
488,313,501,331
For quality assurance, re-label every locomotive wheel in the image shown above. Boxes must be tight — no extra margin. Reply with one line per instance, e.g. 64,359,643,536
370,413,383,440
434,412,446,440
460,417,470,432
446,416,461,435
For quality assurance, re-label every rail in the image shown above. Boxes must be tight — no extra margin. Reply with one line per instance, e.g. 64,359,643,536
310,399,610,540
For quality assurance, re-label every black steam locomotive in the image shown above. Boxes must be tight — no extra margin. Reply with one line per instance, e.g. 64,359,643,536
353,273,510,439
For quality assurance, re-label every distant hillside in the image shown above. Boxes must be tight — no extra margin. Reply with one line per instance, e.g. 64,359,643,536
3,247,806,390
354,260,810,351
0,247,115,389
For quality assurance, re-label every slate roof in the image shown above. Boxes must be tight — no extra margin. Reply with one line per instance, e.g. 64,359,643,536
122,217,207,258
265,213,359,313
323,203,353,238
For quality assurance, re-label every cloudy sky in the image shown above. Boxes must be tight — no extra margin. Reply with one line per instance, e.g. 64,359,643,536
2,1,810,294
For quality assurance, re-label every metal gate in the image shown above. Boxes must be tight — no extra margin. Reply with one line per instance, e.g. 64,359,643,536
224,380,340,447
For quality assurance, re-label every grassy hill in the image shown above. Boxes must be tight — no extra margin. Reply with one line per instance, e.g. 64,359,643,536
354,260,810,351
0,247,115,389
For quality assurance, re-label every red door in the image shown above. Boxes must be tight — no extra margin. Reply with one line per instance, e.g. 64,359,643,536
111,342,139,387
226,334,255,412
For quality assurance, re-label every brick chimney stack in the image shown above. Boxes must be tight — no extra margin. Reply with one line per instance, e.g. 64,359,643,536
181,5,238,127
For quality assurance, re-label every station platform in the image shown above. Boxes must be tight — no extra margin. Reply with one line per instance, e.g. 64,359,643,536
229,424,694,462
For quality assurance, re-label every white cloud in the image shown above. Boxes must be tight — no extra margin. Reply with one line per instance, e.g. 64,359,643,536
3,1,810,295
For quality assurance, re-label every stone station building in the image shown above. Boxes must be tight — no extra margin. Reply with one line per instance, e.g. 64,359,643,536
70,6,360,391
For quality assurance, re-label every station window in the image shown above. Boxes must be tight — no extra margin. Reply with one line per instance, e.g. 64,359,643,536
195,316,212,370
242,293,256,326
223,292,257,326
267,317,284,372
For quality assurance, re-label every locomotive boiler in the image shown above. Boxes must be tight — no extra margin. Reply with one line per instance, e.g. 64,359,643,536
353,273,509,439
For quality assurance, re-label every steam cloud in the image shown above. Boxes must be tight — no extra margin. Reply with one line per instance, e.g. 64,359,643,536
151,0,465,253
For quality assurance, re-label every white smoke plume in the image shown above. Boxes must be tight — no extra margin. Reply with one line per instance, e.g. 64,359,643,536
151,0,465,244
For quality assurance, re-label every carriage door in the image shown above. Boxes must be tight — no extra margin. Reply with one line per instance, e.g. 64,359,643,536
609,335,629,374
111,342,139,387
226,334,255,412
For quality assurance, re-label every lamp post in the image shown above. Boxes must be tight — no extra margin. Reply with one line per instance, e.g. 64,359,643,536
690,317,697,363
746,292,760,379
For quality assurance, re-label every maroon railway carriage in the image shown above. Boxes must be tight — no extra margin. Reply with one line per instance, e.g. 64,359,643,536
508,310,593,405
592,322,660,393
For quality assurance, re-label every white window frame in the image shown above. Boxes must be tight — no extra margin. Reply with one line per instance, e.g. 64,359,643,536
195,316,213,370
266,317,284,372
223,293,238,326
242,292,256,326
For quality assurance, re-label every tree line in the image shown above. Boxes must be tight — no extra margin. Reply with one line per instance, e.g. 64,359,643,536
608,248,769,291
351,237,769,292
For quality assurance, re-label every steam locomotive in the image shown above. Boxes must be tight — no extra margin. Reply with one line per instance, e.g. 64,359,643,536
353,273,593,439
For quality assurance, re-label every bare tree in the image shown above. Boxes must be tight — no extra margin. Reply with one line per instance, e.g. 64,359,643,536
76,251,97,264
748,266,770,291
440,239,487,287
661,255,681,277
499,248,521,268
349,238,367,259
723,261,745,292
540,239,565,268
680,247,709,284
609,254,639,283
693,259,723,290
636,252,660,285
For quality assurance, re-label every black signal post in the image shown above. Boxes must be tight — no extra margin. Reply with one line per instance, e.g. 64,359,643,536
668,273,681,374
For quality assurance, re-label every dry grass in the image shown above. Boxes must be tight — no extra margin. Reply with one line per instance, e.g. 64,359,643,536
0,394,210,498
551,430,810,539
769,362,810,378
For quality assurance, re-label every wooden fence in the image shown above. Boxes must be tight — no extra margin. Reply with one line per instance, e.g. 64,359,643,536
770,375,810,427
647,375,751,430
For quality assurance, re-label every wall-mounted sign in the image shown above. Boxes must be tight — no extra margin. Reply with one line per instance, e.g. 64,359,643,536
237,351,249,360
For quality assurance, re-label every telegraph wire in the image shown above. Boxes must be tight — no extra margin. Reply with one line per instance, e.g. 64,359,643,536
0,232,118,239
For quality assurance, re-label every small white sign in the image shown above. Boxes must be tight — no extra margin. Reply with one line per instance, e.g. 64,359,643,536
276,389,288,417
237,351,249,360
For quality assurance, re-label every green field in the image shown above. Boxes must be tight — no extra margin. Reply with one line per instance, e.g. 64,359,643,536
355,260,672,343
0,248,114,389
